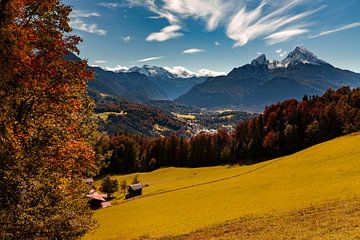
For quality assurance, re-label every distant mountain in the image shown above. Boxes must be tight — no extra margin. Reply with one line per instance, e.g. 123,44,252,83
90,67,168,101
177,46,360,110
66,53,167,101
128,65,207,100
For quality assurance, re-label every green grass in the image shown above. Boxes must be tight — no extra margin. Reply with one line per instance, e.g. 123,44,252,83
85,133,360,240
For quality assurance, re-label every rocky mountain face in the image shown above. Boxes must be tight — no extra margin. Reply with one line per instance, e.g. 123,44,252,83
177,46,360,111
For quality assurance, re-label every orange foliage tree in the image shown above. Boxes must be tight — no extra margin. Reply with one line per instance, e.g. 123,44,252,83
0,0,107,239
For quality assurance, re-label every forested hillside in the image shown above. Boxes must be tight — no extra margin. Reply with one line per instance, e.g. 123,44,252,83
103,87,360,173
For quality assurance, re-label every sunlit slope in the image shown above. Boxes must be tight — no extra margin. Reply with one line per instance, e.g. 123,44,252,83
85,133,360,240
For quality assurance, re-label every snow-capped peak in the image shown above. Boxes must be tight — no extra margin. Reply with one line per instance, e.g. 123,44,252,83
280,46,328,67
128,65,176,79
163,66,197,78
249,46,329,69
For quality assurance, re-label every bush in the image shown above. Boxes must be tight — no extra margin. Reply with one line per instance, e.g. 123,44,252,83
100,176,119,198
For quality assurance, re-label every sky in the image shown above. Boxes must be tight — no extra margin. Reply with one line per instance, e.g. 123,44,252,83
64,0,360,75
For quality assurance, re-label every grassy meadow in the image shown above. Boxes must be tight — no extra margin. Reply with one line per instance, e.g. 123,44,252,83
85,133,360,240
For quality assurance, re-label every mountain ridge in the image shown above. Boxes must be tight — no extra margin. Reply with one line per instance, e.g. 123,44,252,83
177,46,360,110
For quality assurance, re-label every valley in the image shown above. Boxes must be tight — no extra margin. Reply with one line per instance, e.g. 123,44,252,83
94,93,254,137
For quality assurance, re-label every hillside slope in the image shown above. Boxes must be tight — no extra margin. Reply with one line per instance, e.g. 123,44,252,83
85,133,360,240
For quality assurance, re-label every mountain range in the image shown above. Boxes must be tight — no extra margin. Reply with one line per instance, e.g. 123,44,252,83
69,46,360,112
127,65,206,100
177,46,360,110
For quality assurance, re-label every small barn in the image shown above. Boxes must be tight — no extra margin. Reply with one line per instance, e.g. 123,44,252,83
126,183,143,199
87,190,109,210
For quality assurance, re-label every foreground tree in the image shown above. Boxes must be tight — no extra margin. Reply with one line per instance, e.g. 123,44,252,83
0,0,105,239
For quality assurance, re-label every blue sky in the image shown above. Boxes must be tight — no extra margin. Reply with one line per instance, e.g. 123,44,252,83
64,0,360,75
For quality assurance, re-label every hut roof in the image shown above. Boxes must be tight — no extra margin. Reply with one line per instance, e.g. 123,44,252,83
129,183,143,191
87,191,107,201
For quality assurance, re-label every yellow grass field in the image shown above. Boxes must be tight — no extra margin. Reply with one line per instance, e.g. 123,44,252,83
84,133,360,240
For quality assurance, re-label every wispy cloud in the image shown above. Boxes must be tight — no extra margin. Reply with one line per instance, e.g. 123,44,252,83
70,10,107,35
215,41,221,46
98,2,121,10
71,18,107,35
309,22,360,39
162,0,232,31
182,48,205,54
227,2,324,47
70,10,100,18
280,51,287,57
146,25,183,42
131,0,325,45
128,0,182,42
265,28,309,45
122,36,132,43
275,49,287,57
137,56,164,62
94,60,108,64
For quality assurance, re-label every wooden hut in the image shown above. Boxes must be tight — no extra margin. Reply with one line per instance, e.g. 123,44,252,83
87,190,108,210
126,183,143,199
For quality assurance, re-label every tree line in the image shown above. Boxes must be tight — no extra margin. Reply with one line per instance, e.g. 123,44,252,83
103,87,360,174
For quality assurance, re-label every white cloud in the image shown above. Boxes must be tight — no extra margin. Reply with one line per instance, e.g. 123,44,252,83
98,2,121,9
146,25,183,42
227,2,323,47
94,60,108,64
162,0,232,31
198,69,226,77
215,41,221,46
280,51,287,57
257,52,263,55
182,48,205,54
137,56,164,62
122,36,132,43
70,10,107,35
265,28,309,45
133,0,230,42
129,0,325,45
103,65,129,72
276,48,282,54
71,18,107,35
129,0,180,24
70,10,100,18
309,22,360,39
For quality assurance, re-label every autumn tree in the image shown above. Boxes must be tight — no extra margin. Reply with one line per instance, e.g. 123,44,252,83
0,0,105,239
